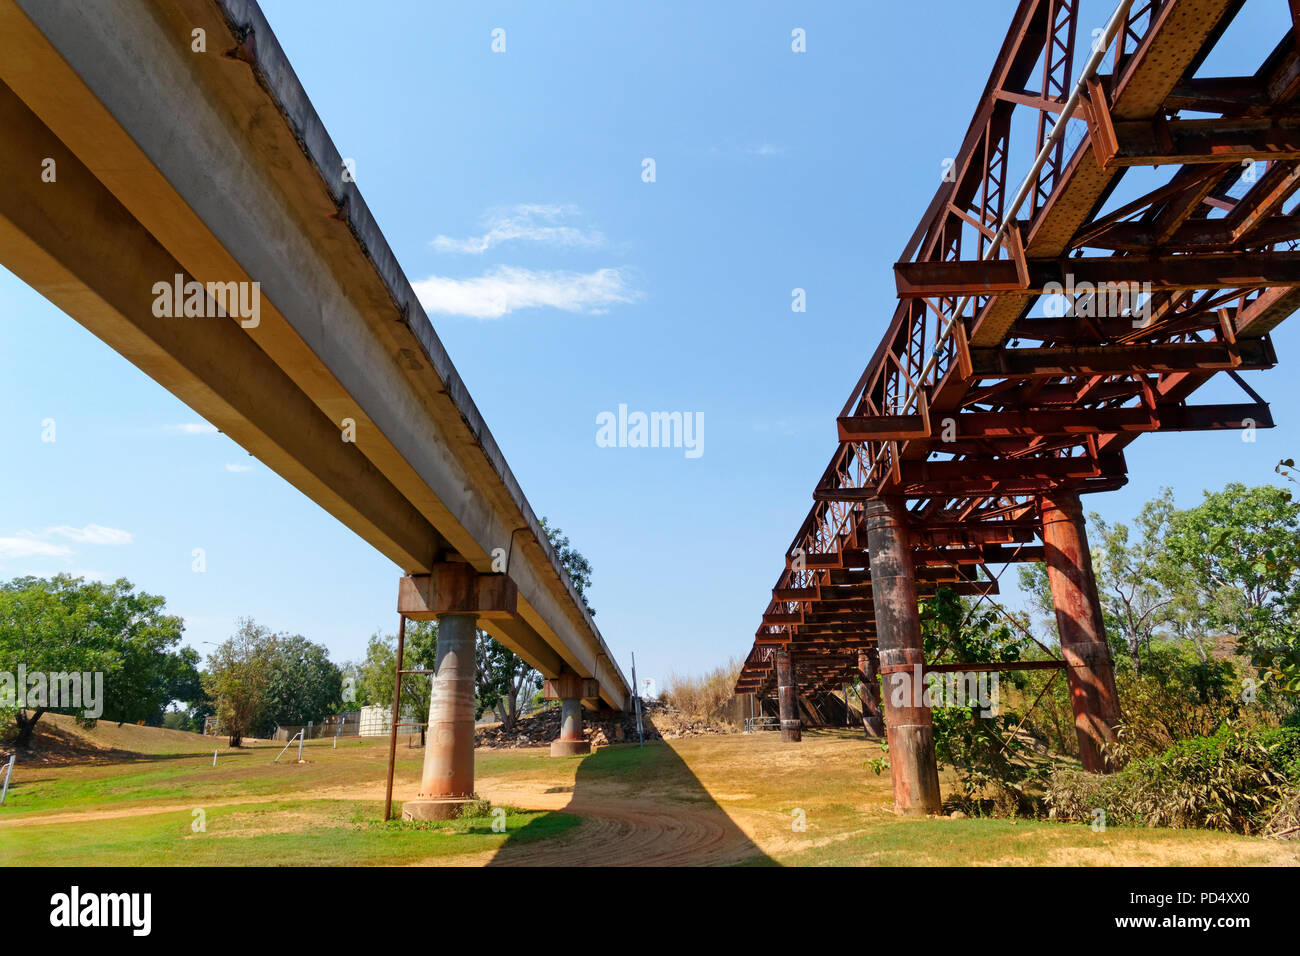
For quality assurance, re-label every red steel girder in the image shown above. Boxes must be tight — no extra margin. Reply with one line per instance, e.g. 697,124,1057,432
839,401,1271,440
896,252,1300,298
968,339,1275,378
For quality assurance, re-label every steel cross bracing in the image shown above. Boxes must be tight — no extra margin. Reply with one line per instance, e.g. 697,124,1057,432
737,0,1300,698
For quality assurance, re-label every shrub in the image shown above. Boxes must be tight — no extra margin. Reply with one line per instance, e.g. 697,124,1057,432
1046,724,1297,834
932,703,1048,816
1108,642,1244,758
455,798,493,820
663,657,743,720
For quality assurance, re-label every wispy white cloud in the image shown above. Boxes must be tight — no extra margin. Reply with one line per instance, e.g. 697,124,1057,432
413,266,640,319
0,537,72,560
0,523,132,561
165,423,218,436
745,143,783,157
46,524,133,546
224,462,254,473
431,204,605,255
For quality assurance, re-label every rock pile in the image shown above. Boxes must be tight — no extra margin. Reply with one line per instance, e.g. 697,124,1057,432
473,698,735,749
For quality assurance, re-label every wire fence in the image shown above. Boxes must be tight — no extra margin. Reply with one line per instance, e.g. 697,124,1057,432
203,712,426,742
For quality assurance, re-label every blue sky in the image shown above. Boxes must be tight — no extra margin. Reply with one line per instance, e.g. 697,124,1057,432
2,0,1298,689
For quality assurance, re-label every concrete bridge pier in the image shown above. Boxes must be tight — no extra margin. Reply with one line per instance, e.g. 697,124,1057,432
406,612,477,820
397,566,517,820
864,497,942,816
1040,492,1121,773
857,647,885,738
545,669,593,756
776,647,801,742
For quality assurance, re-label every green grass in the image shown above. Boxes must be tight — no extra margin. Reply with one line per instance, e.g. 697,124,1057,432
773,815,1292,867
5,722,1295,867
4,741,576,818
0,798,581,866
0,738,427,816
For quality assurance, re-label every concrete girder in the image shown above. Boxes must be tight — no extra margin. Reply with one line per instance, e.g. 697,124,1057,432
0,0,629,709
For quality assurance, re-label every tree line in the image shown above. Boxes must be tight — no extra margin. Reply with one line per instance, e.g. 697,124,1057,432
1019,480,1300,690
0,518,596,750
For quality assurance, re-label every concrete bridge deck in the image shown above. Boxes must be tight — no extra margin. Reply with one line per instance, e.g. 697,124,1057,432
0,0,629,715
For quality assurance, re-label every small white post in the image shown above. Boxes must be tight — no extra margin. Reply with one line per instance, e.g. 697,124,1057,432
212,749,218,766
297,730,304,762
1,754,14,805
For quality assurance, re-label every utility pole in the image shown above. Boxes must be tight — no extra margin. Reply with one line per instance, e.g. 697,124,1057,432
631,653,644,747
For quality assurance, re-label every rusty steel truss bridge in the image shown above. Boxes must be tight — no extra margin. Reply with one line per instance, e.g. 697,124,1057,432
735,0,1300,813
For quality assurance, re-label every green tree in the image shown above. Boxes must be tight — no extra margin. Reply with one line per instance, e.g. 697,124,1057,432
163,646,204,714
254,634,343,734
1016,562,1054,632
1090,491,1177,674
1021,481,1300,703
201,619,276,747
0,575,186,748
1159,483,1300,654
475,632,541,731
540,517,595,616
354,622,438,736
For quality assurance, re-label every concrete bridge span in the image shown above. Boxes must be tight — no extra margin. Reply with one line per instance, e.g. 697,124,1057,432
0,0,629,790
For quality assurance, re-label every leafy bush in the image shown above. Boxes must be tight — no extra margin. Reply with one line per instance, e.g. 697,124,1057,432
1015,662,1078,758
1108,642,1243,758
455,798,493,820
919,590,1048,815
931,703,1047,816
1046,725,1297,834
1260,726,1300,779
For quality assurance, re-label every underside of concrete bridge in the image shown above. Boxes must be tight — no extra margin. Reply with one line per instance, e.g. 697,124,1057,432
0,0,630,816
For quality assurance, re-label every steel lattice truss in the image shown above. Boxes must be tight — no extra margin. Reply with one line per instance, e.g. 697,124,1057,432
737,0,1300,698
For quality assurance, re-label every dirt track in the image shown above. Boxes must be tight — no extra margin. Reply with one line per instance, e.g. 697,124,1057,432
475,783,765,866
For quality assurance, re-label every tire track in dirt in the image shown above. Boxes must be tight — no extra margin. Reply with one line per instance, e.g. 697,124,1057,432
475,783,765,866
4,776,768,866
0,784,370,828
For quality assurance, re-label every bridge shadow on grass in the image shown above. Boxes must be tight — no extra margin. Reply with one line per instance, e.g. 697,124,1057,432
486,741,774,867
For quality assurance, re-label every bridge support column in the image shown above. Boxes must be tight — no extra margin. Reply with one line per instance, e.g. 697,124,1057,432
544,669,592,757
776,647,801,742
397,566,517,820
858,647,885,738
864,497,941,815
1041,492,1121,773
405,612,477,820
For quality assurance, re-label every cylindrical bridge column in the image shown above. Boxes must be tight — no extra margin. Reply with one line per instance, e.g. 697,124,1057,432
858,647,885,738
865,497,941,815
404,612,477,820
1041,492,1121,773
776,646,801,742
546,669,592,757
550,696,591,756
